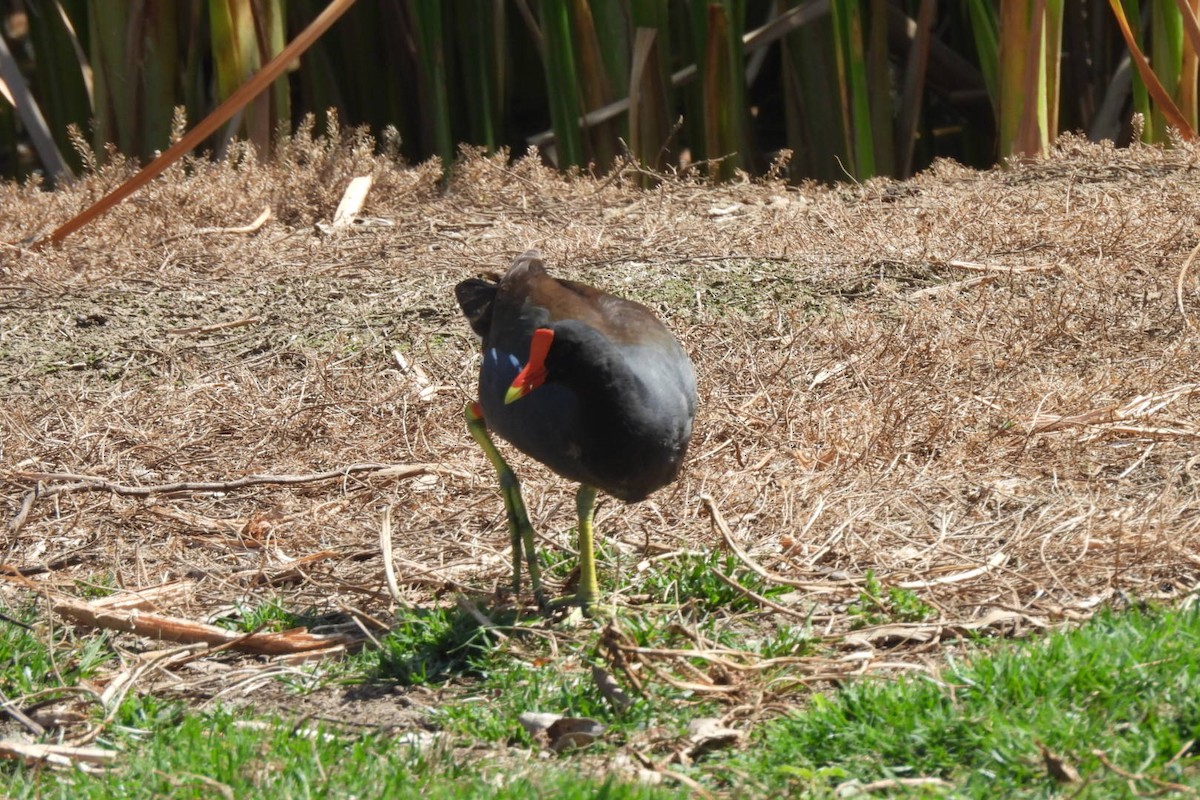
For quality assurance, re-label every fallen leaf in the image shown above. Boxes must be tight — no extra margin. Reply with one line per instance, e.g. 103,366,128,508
1040,742,1081,783
592,665,633,712
685,717,743,759
547,717,605,753
517,711,562,738
844,625,939,648
517,712,605,753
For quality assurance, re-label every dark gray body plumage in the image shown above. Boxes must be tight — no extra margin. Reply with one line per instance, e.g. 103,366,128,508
455,250,696,503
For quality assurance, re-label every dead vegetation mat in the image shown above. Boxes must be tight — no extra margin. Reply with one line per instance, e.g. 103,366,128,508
2,132,1200,760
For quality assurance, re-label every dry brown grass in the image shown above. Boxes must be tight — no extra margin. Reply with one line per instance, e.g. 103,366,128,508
2,130,1200,715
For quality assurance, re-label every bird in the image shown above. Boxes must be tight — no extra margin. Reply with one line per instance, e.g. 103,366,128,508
455,249,697,613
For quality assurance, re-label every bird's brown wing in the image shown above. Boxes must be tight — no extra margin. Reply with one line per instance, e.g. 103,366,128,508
518,272,668,346
485,250,676,348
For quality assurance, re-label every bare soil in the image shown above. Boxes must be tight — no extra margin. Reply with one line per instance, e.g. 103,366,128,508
3,132,1200,733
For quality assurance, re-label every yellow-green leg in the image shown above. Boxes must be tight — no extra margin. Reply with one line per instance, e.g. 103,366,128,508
575,485,600,612
465,402,546,610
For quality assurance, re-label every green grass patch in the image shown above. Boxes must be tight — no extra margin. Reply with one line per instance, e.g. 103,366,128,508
847,570,936,628
1,600,687,798
213,597,304,633
73,574,119,600
727,604,1200,797
360,603,711,745
7,594,1200,798
635,551,787,615
370,604,497,686
626,551,814,660
7,700,690,800
1,605,114,696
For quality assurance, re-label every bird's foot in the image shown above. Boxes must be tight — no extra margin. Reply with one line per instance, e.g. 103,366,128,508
531,586,550,614
555,605,588,627
541,591,601,621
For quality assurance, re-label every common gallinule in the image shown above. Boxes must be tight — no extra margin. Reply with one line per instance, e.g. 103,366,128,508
456,250,697,612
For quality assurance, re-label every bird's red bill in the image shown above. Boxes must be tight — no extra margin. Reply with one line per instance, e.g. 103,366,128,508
505,327,554,404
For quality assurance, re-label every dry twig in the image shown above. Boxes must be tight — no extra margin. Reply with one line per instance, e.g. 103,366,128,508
52,597,355,655
155,206,272,245
701,494,856,592
0,740,116,771
1091,749,1197,795
1177,239,1200,329
6,463,466,536
711,567,813,621
379,505,407,608
11,463,463,498
166,317,262,336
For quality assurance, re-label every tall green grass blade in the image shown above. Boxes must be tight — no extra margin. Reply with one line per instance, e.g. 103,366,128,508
1121,0,1155,138
628,0,672,173
87,1,180,161
866,0,893,177
1174,0,1200,127
1019,0,1049,156
0,19,71,180
1012,0,1051,156
896,0,935,177
671,0,705,168
703,2,732,178
831,0,875,177
999,0,1052,157
209,0,250,103
966,0,999,112
179,1,208,138
210,0,288,152
88,1,131,159
633,0,672,68
628,27,671,175
408,0,454,169
538,0,585,168
700,1,747,180
261,0,290,140
140,2,180,156
1151,0,1184,139
22,0,90,176
781,6,849,182
1109,0,1197,139
589,0,630,95
455,0,505,149
1044,0,1064,141
210,0,267,152
997,1,1026,156
568,0,618,168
